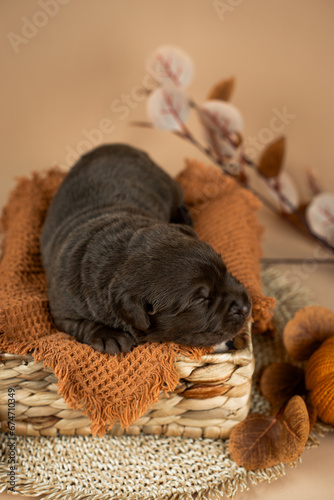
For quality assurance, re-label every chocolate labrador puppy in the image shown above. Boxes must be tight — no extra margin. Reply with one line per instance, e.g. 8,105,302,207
40,144,251,354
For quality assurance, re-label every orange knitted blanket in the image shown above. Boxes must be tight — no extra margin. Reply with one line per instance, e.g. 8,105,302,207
0,159,274,436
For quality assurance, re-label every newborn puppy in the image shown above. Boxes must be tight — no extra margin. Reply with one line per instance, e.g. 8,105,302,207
40,144,251,354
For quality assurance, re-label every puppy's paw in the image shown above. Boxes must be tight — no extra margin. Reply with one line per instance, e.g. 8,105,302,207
58,318,137,355
90,328,137,355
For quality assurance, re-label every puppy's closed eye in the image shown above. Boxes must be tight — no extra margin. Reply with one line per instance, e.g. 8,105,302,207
193,286,211,304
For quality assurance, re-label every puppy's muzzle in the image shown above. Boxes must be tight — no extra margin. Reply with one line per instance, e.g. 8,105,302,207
226,292,251,320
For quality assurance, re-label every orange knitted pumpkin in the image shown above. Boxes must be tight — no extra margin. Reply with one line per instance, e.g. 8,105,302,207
283,306,334,361
305,337,334,425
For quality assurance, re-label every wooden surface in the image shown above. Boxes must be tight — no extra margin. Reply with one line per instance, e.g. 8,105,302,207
0,0,333,498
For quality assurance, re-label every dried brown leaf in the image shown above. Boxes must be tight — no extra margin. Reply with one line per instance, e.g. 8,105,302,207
283,306,334,361
270,395,317,432
279,396,310,463
283,202,309,233
207,77,236,101
260,362,305,408
229,413,281,470
229,396,309,470
258,136,285,178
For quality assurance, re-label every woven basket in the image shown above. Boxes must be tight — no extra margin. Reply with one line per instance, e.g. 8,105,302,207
0,321,254,440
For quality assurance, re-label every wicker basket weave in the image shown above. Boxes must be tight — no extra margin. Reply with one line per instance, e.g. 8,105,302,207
0,322,254,440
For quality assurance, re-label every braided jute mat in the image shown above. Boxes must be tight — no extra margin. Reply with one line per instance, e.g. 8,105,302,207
0,268,333,500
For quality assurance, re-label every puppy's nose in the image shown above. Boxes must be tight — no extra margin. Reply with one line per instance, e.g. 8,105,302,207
228,293,251,317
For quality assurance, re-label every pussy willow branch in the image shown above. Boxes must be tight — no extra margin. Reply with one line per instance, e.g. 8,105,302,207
236,152,333,252
134,86,334,253
189,98,334,253
133,116,334,253
173,129,285,214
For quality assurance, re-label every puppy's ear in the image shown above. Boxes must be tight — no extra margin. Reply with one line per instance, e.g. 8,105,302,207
119,293,150,331
110,284,150,331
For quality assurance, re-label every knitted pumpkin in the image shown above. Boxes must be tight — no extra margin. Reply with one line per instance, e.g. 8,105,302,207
305,337,334,425
283,306,334,361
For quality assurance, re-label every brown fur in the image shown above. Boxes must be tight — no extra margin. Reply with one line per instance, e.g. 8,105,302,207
40,144,251,354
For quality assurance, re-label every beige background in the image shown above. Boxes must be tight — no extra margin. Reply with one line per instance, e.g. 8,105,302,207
0,1,333,498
